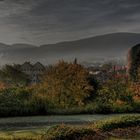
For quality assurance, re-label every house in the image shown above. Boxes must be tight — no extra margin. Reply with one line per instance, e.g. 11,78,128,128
20,62,46,84
88,65,127,82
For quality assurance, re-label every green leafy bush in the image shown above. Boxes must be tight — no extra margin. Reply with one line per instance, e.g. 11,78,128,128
0,87,48,117
40,124,95,140
40,115,140,140
132,102,140,112
92,115,140,131
112,103,133,113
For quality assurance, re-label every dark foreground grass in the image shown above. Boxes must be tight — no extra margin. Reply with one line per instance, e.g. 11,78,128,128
41,115,140,140
92,114,140,131
1,114,140,140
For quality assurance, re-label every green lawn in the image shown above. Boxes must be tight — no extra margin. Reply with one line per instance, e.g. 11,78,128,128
0,114,139,139
0,128,140,140
0,129,41,139
0,114,120,139
0,114,138,130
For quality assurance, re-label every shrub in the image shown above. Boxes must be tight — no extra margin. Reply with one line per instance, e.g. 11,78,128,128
39,61,95,108
112,102,133,113
0,87,48,117
93,102,113,114
40,124,95,140
132,102,140,112
40,115,140,140
92,115,140,131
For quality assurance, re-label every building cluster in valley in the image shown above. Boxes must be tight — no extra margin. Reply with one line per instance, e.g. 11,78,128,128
19,61,128,84
20,62,46,84
88,43,140,82
10,43,140,84
88,64,127,82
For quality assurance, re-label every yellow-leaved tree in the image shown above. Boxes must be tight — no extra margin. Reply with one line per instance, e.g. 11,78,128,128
39,61,94,108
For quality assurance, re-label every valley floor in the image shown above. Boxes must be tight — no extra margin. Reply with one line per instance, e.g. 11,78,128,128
0,126,140,140
0,114,137,130
0,114,139,140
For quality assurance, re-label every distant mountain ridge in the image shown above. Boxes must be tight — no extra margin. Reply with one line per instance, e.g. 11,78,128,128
0,32,140,65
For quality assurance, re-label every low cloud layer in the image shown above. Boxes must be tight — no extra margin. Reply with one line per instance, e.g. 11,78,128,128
0,0,140,45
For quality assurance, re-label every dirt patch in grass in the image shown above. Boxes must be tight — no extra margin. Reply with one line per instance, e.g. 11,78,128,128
109,126,140,137
0,126,140,140
79,127,140,140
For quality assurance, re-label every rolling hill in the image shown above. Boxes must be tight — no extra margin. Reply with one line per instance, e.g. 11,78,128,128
0,32,140,65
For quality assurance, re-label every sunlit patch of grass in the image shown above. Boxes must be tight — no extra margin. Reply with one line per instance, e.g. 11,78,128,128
0,115,140,140
0,129,42,139
41,115,140,140
91,114,140,131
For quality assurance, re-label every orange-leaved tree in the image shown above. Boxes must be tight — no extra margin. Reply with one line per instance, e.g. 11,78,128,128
39,61,94,108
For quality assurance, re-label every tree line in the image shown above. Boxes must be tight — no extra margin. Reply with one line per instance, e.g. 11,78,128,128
0,61,139,116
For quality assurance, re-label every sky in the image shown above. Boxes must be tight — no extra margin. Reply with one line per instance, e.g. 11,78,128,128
0,0,140,45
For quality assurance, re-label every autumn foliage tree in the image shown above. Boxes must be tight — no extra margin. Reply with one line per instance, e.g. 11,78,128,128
40,61,94,108
130,68,140,103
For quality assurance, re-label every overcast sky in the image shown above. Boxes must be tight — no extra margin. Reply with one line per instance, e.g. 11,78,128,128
0,0,140,45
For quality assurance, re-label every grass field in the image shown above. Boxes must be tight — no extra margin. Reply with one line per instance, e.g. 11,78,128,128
0,129,42,139
0,127,140,140
0,114,139,139
0,114,131,130
0,114,121,139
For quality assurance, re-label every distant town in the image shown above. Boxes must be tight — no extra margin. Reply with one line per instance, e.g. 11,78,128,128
2,43,137,86
2,60,126,85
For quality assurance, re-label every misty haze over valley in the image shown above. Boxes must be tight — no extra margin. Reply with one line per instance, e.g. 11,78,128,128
0,0,140,66
0,32,140,65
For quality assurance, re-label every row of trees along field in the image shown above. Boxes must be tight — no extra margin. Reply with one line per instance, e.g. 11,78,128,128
0,61,139,116
0,64,30,87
